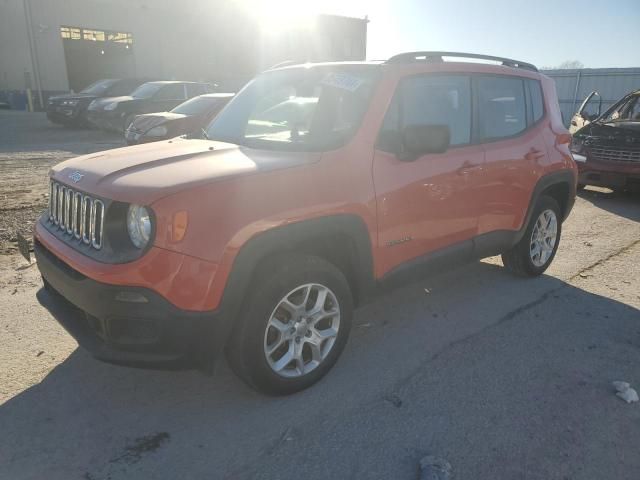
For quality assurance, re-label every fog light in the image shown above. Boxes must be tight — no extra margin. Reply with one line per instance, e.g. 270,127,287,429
115,291,149,303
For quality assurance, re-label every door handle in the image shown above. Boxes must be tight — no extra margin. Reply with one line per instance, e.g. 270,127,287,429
525,148,544,162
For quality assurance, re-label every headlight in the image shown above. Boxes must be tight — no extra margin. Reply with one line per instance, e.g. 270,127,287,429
104,102,119,111
62,99,79,106
570,137,583,154
146,125,168,137
88,100,99,110
570,137,587,163
127,204,152,249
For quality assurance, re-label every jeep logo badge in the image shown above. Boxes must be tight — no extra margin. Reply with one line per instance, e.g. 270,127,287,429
68,171,84,183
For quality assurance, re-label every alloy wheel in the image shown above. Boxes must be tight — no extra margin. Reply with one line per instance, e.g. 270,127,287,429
529,209,558,267
263,283,341,378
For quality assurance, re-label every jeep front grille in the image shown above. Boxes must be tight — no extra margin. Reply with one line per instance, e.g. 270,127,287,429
48,180,105,249
590,146,640,164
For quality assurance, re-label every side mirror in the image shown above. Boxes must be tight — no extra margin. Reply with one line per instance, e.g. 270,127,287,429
399,125,450,161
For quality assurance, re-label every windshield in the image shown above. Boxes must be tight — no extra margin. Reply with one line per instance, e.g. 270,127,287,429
80,79,117,95
601,93,640,123
106,80,141,97
172,96,222,116
130,83,163,99
206,66,380,151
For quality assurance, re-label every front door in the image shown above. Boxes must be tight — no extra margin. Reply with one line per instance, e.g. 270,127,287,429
372,74,485,277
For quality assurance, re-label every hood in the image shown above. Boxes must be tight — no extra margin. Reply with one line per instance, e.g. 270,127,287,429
131,112,187,132
49,93,97,102
576,121,640,142
50,138,320,205
88,96,135,111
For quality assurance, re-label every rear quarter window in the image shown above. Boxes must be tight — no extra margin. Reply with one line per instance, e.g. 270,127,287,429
528,79,544,123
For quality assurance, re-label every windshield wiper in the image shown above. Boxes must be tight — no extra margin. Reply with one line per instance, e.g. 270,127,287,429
200,128,210,140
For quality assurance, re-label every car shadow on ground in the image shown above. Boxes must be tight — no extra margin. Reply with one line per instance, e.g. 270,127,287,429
578,187,640,222
1,261,639,479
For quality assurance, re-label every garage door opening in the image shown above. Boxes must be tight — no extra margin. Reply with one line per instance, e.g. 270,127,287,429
60,26,136,92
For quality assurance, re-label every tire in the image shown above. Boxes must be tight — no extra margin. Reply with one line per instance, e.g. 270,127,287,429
501,195,562,277
226,253,353,395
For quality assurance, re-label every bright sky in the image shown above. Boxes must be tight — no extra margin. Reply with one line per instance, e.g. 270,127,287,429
248,0,640,68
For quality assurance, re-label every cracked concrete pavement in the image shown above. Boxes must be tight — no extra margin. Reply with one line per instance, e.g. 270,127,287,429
0,111,639,479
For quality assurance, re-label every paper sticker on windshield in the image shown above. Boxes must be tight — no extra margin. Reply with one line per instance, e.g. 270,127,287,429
321,73,365,92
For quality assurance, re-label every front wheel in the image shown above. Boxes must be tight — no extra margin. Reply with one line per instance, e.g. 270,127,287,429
226,254,353,395
501,195,562,277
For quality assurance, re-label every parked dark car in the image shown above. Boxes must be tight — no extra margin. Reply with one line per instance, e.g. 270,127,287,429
570,89,640,192
125,93,234,145
87,81,215,132
46,78,147,127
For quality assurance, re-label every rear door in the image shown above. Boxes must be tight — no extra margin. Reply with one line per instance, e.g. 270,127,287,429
476,75,546,236
372,74,485,276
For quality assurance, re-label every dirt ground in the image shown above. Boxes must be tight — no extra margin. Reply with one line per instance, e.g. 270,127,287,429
0,111,123,254
0,110,639,480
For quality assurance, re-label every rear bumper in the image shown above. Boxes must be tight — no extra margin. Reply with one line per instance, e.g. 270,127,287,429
35,239,223,369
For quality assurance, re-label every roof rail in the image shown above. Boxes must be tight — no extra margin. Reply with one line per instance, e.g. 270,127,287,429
386,51,538,72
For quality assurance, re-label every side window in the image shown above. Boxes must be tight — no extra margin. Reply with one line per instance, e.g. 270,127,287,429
477,76,526,140
108,80,140,97
187,84,208,97
629,97,640,121
155,84,186,101
401,75,471,146
528,79,544,123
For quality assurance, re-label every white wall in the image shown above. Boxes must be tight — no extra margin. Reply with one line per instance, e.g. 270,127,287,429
0,0,33,90
0,0,368,94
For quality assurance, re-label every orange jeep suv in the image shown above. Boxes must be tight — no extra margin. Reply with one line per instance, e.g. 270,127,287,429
35,52,577,394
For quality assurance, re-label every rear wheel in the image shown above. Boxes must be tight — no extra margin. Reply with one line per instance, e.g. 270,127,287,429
501,195,562,277
226,254,353,395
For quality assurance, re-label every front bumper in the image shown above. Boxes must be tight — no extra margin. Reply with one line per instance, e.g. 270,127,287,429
46,106,83,124
577,158,640,190
87,110,125,132
35,239,222,369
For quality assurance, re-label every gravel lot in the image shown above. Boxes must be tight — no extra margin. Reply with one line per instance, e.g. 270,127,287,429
0,111,639,480
0,111,123,254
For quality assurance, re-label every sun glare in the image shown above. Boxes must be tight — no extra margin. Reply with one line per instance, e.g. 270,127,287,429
238,0,368,33
244,0,318,32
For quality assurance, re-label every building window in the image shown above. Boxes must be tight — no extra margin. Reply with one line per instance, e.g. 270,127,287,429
60,27,81,40
60,26,133,45
108,32,133,44
82,29,106,42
